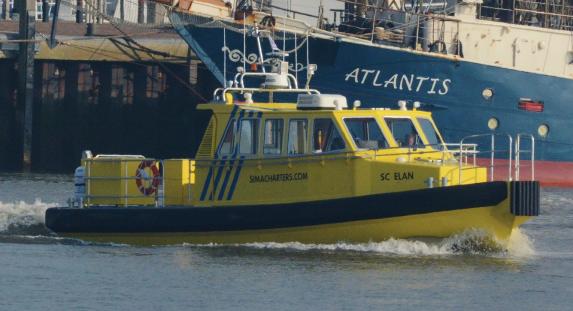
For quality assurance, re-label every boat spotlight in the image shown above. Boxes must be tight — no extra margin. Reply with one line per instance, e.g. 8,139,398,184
398,100,407,111
353,100,361,110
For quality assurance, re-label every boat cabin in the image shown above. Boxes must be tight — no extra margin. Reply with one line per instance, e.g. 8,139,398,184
186,90,486,207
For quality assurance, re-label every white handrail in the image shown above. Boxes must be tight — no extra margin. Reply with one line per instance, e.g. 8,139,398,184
458,133,513,184
515,133,535,181
212,86,320,102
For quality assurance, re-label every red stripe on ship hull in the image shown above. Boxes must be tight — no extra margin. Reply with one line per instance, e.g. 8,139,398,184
475,158,573,187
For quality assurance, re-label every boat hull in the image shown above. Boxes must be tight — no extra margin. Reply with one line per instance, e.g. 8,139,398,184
45,181,539,245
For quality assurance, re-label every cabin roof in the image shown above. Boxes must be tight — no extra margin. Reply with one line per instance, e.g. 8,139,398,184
197,102,434,118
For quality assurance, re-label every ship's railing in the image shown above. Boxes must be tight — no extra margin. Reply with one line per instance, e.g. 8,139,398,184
328,10,463,56
515,133,535,181
211,70,320,103
212,87,320,103
458,133,513,184
443,143,478,165
193,148,457,167
78,158,191,208
234,71,300,89
454,133,536,184
479,0,573,31
76,134,536,207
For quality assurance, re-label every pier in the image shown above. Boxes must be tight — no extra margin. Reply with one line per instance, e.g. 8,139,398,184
0,0,219,172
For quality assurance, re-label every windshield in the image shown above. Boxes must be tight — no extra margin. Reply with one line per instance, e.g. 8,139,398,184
384,118,423,148
417,118,443,149
344,118,389,149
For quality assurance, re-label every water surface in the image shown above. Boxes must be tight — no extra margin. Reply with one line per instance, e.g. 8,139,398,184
1,173,572,310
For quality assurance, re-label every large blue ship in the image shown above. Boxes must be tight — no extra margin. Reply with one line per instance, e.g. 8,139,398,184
167,0,573,186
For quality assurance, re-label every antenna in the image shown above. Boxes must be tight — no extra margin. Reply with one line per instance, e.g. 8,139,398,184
305,64,318,89
243,12,246,73
255,26,266,73
318,0,324,28
223,27,227,83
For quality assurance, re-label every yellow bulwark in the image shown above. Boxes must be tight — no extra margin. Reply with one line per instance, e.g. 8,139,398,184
163,159,195,206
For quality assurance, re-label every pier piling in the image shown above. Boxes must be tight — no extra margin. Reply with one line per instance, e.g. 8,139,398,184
42,0,49,22
76,0,84,23
17,0,36,171
138,0,145,24
2,0,9,20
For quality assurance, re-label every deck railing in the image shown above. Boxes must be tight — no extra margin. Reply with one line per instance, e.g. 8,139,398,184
479,0,573,31
455,133,535,184
80,157,182,208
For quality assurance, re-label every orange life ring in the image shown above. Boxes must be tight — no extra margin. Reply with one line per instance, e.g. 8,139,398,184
135,160,160,196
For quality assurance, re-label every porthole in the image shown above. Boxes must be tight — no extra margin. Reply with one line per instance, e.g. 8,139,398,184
488,117,499,130
538,124,549,137
482,88,494,100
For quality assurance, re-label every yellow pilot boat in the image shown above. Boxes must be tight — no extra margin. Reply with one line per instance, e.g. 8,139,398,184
45,63,539,245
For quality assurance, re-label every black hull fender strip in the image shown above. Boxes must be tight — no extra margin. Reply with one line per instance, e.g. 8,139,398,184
510,181,540,216
46,182,508,233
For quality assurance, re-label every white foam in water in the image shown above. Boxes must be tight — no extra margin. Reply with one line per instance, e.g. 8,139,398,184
239,240,453,256
0,199,53,232
506,228,535,258
191,229,536,257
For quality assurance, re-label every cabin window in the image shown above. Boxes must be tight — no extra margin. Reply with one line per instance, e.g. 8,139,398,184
264,119,284,155
219,120,236,155
239,119,259,155
417,118,442,149
313,119,345,153
288,119,308,155
385,118,422,148
344,118,388,149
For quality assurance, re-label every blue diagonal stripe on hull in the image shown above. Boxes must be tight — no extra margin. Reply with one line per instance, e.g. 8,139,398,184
227,156,245,201
217,159,236,201
209,157,228,201
199,163,214,201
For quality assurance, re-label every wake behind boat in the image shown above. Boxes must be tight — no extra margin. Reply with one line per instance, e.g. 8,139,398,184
45,62,539,245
